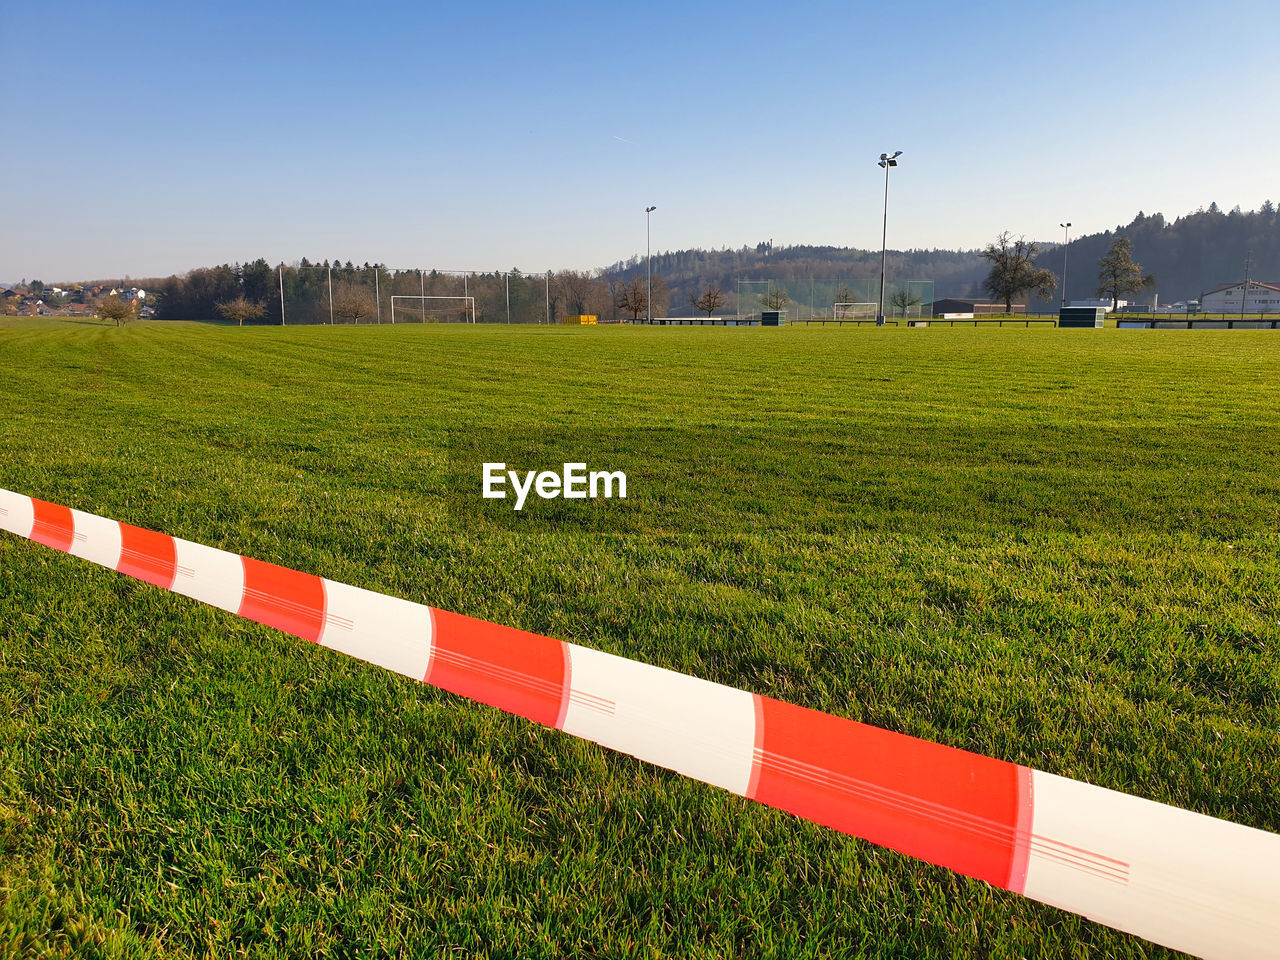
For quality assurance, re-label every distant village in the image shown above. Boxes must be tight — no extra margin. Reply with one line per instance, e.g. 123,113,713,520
0,282,153,318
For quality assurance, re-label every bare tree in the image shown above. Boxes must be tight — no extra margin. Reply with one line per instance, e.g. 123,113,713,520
980,232,1057,313
605,276,624,323
691,284,727,317
331,283,375,324
889,288,922,317
97,295,135,327
617,277,647,321
216,296,265,326
761,287,789,311
554,270,595,316
651,275,670,319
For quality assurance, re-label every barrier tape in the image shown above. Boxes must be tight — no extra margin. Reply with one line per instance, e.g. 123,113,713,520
2,487,1277,959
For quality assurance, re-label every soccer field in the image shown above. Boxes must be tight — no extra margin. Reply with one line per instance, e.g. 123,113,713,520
2,319,1278,958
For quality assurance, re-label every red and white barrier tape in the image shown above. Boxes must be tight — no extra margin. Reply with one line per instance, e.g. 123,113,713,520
2,487,1277,958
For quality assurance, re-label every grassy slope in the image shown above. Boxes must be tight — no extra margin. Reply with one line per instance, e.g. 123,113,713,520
1,318,1278,959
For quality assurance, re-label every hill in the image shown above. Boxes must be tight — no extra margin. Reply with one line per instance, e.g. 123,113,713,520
603,202,1280,313
1030,203,1280,309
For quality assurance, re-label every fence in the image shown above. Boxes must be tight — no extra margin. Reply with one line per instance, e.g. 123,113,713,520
275,266,564,326
735,278,934,321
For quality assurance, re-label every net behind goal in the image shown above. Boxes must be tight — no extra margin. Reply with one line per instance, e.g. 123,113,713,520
833,302,877,320
389,295,476,323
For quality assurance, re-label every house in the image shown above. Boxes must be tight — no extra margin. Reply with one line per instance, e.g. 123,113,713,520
1200,280,1280,314
930,297,1025,316
1069,299,1126,312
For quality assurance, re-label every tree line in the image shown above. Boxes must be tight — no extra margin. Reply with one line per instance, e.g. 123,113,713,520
30,199,1274,324
143,260,674,325
980,233,1152,311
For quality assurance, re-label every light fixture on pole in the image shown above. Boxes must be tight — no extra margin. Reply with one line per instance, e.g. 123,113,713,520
1059,222,1072,307
646,205,657,323
876,152,901,327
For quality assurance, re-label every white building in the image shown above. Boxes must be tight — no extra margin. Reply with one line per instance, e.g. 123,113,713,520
1069,298,1127,312
1201,280,1280,314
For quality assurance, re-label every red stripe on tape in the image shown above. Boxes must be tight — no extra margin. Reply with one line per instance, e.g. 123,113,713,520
29,499,75,552
239,556,326,643
427,608,569,729
117,524,177,589
1008,765,1034,894
750,695,1024,889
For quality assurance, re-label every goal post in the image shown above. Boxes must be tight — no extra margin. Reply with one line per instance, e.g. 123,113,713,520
833,302,877,320
389,295,476,324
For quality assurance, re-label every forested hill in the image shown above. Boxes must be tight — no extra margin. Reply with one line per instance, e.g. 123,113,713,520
604,202,1280,310
1029,203,1280,308
601,244,990,313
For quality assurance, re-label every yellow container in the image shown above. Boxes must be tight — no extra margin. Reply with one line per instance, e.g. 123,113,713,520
561,315,598,325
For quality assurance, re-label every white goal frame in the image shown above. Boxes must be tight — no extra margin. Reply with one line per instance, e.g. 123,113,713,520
833,302,877,320
390,295,476,324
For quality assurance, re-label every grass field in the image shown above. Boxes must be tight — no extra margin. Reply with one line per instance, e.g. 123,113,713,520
2,318,1278,959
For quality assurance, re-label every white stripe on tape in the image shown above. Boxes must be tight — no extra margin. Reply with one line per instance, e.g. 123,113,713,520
562,642,758,796
1024,770,1280,959
171,537,246,613
69,510,122,569
0,490,34,539
320,578,434,681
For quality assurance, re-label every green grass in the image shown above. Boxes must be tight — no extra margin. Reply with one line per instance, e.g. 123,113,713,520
2,317,1278,959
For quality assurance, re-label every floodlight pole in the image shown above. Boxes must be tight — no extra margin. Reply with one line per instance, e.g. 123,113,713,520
876,153,900,326
505,272,511,325
646,205,657,323
1059,223,1072,307
278,265,286,326
374,266,381,324
420,269,426,323
545,272,551,324
327,264,334,325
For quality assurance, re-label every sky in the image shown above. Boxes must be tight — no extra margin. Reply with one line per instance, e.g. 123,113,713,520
3,0,1279,282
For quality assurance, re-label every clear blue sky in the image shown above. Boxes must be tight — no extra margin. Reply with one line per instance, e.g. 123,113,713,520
4,0,1277,281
